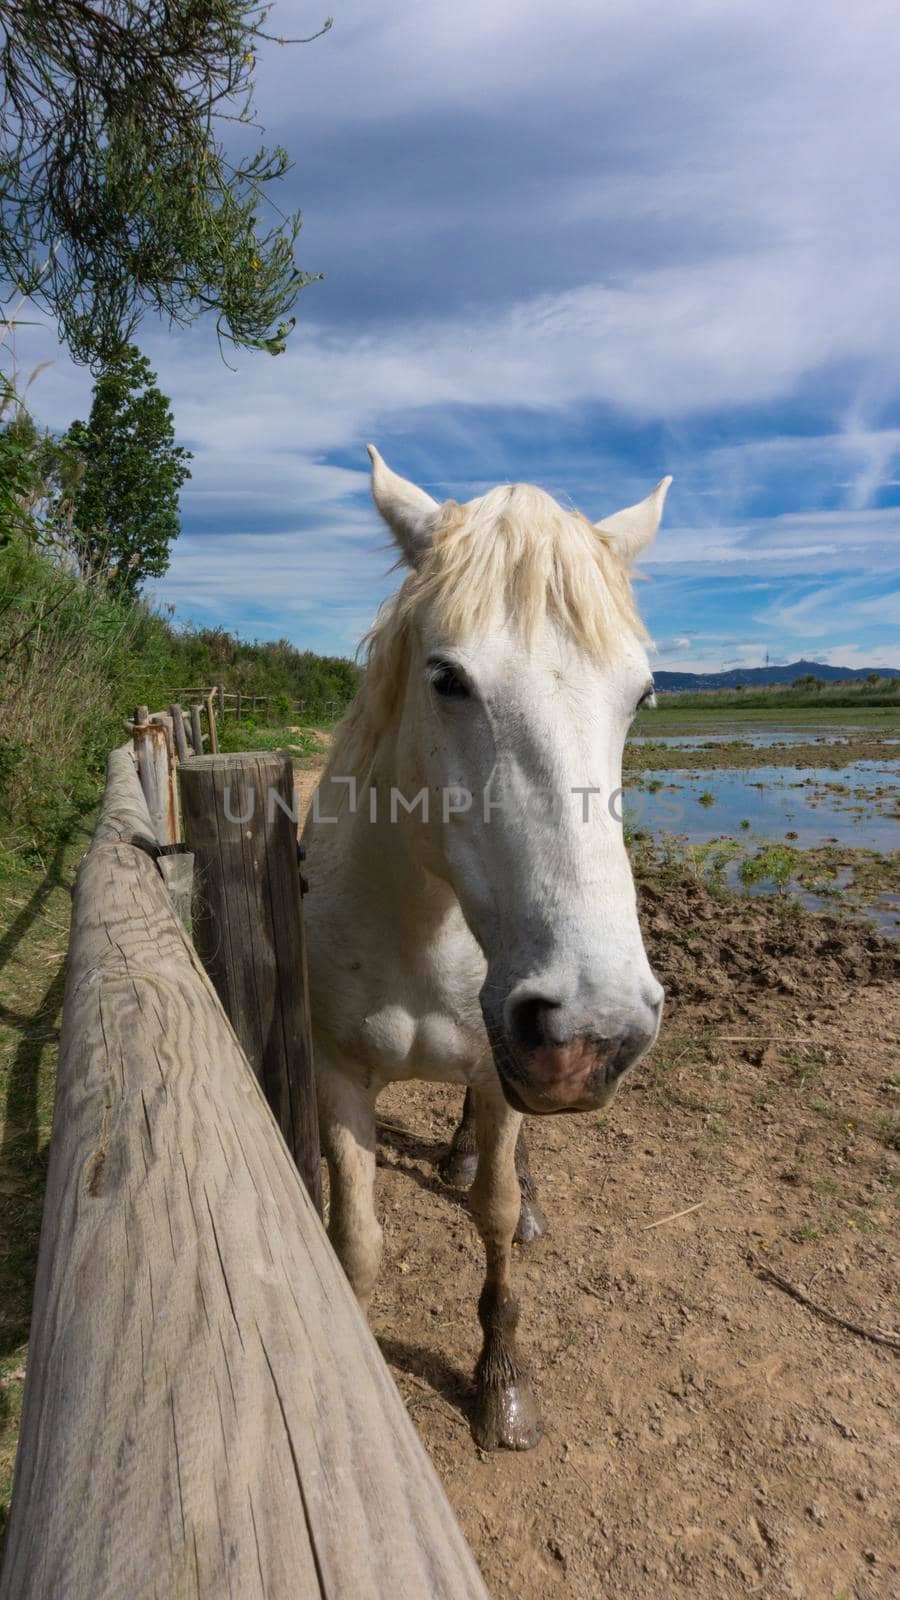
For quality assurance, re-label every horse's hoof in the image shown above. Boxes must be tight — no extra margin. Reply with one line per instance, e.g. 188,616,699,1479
471,1378,543,1451
514,1195,547,1244
438,1146,479,1189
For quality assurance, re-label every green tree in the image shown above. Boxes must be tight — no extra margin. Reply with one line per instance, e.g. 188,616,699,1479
0,2,330,367
67,344,192,591
0,376,34,541
0,378,84,547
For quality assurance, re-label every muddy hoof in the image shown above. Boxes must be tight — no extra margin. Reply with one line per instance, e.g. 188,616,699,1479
438,1145,479,1189
471,1378,543,1451
514,1195,547,1244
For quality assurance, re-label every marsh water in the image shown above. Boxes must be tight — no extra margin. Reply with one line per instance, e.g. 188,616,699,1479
625,712,900,933
624,762,899,850
632,730,900,749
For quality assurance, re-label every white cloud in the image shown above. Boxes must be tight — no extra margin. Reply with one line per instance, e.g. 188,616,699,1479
8,0,900,659
812,642,900,671
756,582,900,638
649,507,900,579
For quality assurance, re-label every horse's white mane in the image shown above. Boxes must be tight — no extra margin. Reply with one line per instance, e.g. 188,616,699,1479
330,483,646,782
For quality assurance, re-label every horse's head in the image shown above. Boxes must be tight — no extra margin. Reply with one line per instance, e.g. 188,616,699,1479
361,446,669,1115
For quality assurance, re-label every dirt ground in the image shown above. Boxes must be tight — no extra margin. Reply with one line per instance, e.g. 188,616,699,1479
2,741,896,1590
364,885,898,1600
293,739,899,1599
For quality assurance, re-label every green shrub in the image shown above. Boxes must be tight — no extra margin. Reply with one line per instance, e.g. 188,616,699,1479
0,532,175,850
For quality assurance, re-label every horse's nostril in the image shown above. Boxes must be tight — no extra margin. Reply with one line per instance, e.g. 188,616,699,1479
508,995,563,1052
607,1023,657,1080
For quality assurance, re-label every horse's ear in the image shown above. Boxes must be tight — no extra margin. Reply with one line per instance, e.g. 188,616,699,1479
367,444,440,566
595,476,672,563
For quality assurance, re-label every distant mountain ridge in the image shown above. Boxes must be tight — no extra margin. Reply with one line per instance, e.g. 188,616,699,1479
655,658,900,692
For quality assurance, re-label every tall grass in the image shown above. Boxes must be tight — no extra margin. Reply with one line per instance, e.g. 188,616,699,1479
0,533,175,852
0,533,360,855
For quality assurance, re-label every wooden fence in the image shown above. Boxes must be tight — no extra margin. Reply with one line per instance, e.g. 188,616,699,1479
0,722,487,1598
172,685,341,724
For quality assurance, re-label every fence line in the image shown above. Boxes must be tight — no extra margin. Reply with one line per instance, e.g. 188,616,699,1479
0,743,487,1600
170,684,341,723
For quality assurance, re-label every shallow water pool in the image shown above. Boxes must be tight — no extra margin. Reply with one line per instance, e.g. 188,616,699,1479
624,762,899,851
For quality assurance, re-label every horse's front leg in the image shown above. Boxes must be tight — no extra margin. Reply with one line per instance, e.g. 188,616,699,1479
439,1086,479,1187
442,1088,547,1243
317,1063,382,1310
513,1122,548,1243
469,1086,543,1451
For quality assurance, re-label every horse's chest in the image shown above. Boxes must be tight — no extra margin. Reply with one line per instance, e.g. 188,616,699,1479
307,854,488,1084
354,999,484,1086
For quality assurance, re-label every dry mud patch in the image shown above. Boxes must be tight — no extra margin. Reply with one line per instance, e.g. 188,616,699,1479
364,887,898,1600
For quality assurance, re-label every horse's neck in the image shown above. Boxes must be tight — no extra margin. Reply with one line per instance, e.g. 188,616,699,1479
333,742,465,948
309,733,486,1034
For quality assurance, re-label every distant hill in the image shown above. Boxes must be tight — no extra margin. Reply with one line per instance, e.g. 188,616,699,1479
655,658,900,692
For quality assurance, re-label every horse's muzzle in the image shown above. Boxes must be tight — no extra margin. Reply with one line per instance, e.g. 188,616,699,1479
487,992,663,1115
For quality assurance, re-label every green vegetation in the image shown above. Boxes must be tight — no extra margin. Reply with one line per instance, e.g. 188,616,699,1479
739,844,800,892
0,376,82,551
217,719,321,756
171,626,360,720
0,373,360,856
66,345,192,592
651,678,900,712
0,829,85,1543
0,529,176,850
0,529,359,854
0,1,330,365
0,383,355,854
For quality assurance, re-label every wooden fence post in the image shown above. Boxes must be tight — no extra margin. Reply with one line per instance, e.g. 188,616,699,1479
235,689,242,723
132,705,176,845
150,712,179,842
205,689,220,754
188,701,204,756
170,702,190,765
179,753,321,1211
0,745,487,1600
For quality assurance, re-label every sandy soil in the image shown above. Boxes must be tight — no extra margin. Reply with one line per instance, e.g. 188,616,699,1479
299,755,899,1599
292,729,333,823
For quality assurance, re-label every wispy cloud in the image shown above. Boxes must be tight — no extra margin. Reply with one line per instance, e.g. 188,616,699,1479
9,0,900,667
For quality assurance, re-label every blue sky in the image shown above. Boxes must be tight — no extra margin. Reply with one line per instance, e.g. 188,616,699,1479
14,0,900,670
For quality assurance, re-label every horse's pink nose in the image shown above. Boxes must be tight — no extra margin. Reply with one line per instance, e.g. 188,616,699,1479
503,991,663,1113
516,1036,610,1110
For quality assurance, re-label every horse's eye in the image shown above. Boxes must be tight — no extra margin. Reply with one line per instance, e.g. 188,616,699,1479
431,664,469,699
636,683,656,712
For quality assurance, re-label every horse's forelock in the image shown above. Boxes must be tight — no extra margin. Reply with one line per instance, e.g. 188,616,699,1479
329,482,647,782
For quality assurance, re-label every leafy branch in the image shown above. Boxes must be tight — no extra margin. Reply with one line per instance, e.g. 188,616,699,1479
0,2,332,366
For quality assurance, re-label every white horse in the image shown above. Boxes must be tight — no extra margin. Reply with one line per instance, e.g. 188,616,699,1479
302,447,670,1450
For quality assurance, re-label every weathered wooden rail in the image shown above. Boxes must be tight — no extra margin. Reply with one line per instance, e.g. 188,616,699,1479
170,685,340,724
0,744,488,1599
